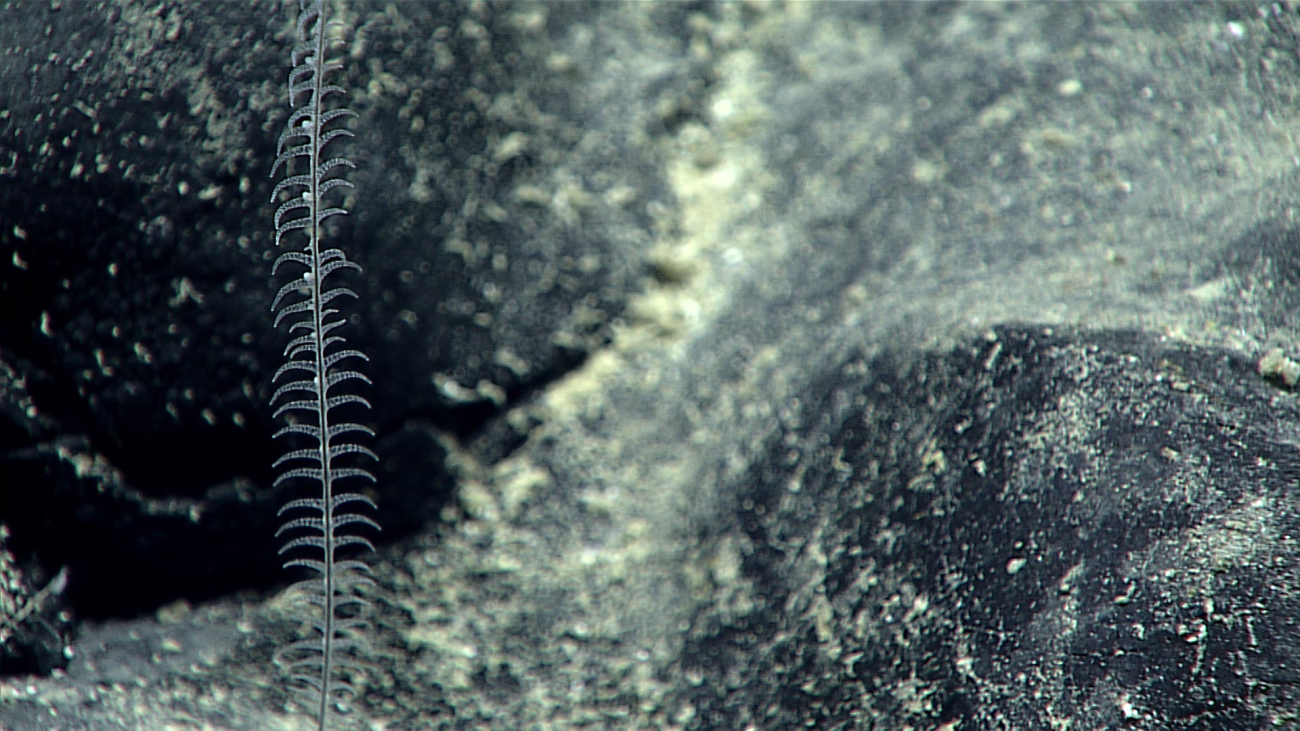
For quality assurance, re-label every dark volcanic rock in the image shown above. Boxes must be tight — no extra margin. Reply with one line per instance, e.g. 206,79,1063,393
4,2,1300,730
676,326,1300,729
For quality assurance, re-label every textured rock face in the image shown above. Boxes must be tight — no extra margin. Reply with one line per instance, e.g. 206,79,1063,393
673,326,1300,729
4,2,1300,729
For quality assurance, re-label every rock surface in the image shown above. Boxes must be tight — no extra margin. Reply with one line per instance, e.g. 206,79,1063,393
2,2,1300,729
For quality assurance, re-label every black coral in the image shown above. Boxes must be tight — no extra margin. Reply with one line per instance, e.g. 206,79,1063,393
268,0,378,728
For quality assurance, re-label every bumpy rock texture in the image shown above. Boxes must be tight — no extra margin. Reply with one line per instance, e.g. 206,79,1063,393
3,2,1300,729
